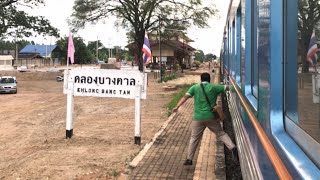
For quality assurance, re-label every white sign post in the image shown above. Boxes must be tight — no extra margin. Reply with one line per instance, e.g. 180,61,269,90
66,71,74,138
64,69,147,145
135,84,142,145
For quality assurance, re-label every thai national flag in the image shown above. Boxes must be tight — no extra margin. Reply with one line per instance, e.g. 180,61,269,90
142,32,152,64
306,31,319,66
68,32,75,64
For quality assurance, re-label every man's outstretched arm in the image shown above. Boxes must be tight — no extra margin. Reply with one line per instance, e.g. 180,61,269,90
225,85,231,91
172,94,191,112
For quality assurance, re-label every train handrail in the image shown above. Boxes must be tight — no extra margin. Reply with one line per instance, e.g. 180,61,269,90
227,74,292,180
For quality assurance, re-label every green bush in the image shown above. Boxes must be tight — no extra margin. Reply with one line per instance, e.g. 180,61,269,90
163,73,177,82
192,60,201,67
173,63,180,71
166,84,194,116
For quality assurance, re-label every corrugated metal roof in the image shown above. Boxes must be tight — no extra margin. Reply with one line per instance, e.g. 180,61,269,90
19,45,57,57
0,55,14,60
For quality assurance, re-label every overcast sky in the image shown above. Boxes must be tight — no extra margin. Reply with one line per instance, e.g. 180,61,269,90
25,0,230,55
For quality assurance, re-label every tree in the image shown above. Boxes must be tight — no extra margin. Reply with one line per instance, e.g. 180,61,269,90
56,36,94,64
298,0,320,72
195,50,205,63
70,0,217,71
0,0,59,39
87,40,108,62
0,40,30,50
205,53,216,61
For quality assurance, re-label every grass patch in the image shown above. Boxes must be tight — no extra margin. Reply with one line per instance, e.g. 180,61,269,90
166,84,194,116
158,73,177,83
109,169,120,177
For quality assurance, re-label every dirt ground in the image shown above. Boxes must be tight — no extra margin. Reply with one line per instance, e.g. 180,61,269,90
0,68,203,180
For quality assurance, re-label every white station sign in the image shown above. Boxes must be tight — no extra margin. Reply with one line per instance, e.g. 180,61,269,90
64,69,147,99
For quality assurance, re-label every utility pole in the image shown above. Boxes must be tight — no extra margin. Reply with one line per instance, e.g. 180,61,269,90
15,33,18,65
182,37,184,73
159,16,162,82
108,38,111,59
96,36,99,62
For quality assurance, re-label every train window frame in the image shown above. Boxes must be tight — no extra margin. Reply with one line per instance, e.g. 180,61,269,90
244,0,258,110
283,0,320,169
224,32,228,70
232,20,236,78
269,0,320,176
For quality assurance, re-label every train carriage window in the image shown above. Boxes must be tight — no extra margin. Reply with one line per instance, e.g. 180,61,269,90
236,6,241,86
224,33,228,68
232,20,236,78
285,0,320,166
229,25,232,70
225,22,231,70
252,0,259,98
244,0,258,109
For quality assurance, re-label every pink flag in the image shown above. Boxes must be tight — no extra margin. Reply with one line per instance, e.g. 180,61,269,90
67,32,75,64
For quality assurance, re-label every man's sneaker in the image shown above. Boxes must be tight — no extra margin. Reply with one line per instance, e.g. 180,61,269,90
183,159,193,165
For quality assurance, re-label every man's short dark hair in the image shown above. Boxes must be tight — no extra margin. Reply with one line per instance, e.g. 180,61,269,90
201,73,210,82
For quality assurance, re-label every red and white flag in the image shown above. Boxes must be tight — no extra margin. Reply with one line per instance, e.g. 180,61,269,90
306,30,319,67
142,32,152,64
67,32,75,64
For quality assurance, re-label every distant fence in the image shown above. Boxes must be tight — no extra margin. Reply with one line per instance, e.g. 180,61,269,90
148,70,179,81
13,58,56,68
151,71,161,79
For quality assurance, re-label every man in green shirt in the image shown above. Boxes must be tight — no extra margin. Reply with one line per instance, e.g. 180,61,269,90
173,72,237,165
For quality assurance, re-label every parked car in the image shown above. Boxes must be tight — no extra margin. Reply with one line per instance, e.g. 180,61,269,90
0,76,17,94
97,60,106,64
17,66,28,72
56,74,64,82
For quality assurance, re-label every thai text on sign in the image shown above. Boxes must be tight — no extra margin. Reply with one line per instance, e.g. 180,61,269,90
64,69,147,99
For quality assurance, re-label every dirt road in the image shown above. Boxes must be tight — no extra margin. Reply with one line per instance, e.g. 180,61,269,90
0,70,201,179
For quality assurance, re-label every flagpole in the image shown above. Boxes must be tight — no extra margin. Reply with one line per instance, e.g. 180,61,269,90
142,30,152,90
65,32,70,91
142,55,146,92
67,54,69,69
50,36,52,65
66,32,69,70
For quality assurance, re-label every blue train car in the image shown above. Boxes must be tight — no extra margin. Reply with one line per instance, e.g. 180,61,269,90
221,0,320,179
